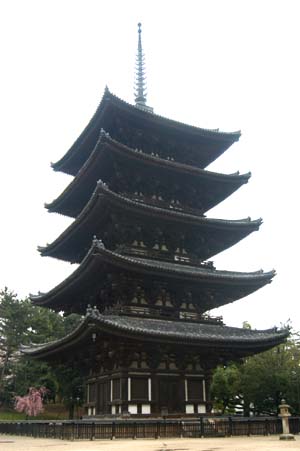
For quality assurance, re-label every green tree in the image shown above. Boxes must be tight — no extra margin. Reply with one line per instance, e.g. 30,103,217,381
241,334,300,415
210,364,242,414
211,331,300,416
0,288,82,412
53,365,84,419
0,288,33,390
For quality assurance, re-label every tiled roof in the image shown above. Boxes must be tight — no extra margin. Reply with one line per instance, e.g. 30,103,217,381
46,133,250,217
102,90,241,139
40,181,262,263
32,240,275,310
21,308,289,358
51,88,241,175
96,313,288,345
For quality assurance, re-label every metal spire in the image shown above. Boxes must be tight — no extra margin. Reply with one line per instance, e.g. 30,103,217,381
135,23,153,113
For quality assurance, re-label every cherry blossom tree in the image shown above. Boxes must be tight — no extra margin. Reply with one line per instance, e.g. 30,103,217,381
15,386,47,417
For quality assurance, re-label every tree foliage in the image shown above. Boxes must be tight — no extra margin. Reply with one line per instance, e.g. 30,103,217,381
53,365,84,419
0,288,82,416
210,364,242,414
211,331,300,416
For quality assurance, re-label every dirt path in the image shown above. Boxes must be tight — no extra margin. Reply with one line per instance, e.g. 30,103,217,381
0,435,299,451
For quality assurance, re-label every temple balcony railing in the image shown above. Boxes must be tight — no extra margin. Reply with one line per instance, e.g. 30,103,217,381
123,192,205,217
117,245,215,270
103,305,223,326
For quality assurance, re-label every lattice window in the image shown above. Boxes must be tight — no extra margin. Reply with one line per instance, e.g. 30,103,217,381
187,379,203,401
112,379,121,400
131,377,148,400
97,381,110,414
87,382,97,403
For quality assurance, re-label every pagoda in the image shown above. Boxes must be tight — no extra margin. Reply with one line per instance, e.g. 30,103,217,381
23,24,288,417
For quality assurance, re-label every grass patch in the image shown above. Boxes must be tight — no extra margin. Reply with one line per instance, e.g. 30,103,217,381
0,404,72,420
0,411,26,420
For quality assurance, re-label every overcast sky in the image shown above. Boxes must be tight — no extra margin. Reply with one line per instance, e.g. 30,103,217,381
0,0,299,331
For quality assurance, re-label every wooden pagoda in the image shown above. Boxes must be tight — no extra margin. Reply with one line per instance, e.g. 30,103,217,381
23,25,288,417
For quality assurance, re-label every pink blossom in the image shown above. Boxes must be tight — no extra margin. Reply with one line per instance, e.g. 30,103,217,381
15,387,48,417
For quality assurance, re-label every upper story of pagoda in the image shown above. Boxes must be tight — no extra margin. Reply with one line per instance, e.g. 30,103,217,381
40,180,261,265
47,133,249,219
51,88,241,176
32,239,275,319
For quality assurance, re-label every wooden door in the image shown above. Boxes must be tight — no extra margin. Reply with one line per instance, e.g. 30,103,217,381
158,376,183,414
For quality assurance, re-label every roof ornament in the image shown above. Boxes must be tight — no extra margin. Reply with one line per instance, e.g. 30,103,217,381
134,23,153,113
97,179,108,188
86,304,93,316
98,239,105,248
99,128,110,139
92,236,105,249
91,306,100,318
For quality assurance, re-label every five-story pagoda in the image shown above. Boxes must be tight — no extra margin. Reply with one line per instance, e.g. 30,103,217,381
23,24,288,417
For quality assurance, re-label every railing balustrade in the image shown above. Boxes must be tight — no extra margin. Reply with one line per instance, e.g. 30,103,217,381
0,416,298,440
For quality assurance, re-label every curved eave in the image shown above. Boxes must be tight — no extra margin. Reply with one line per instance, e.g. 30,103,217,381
39,182,262,263
21,312,289,360
32,242,99,307
46,134,250,218
32,240,275,310
51,88,241,175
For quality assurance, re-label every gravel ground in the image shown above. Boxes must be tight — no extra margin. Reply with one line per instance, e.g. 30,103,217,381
0,435,299,451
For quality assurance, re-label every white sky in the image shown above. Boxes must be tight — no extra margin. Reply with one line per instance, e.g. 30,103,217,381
0,0,299,331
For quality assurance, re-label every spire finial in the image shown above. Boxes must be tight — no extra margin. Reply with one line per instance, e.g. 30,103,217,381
134,23,153,113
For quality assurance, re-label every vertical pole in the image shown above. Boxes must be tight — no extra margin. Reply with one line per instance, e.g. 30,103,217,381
156,420,160,439
133,422,137,439
247,419,251,436
200,416,204,437
202,380,206,402
87,383,89,403
128,377,131,401
265,418,269,436
91,422,95,441
184,379,188,402
110,379,113,414
228,416,233,436
148,377,152,401
180,420,184,438
111,422,116,440
71,422,75,441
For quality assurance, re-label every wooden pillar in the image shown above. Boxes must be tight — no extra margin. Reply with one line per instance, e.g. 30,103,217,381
128,377,131,401
152,373,159,414
148,377,152,401
202,379,206,402
204,369,213,413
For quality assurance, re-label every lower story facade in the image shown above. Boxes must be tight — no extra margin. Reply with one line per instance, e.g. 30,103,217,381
21,310,289,418
86,372,210,416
